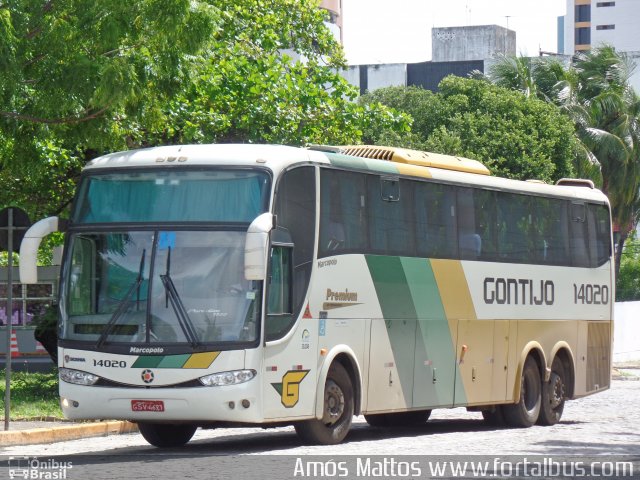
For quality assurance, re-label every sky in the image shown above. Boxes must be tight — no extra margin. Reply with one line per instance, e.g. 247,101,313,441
342,0,567,65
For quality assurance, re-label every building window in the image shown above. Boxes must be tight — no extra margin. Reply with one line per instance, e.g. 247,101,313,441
0,283,55,327
575,27,591,45
596,2,615,7
596,24,615,30
575,4,591,22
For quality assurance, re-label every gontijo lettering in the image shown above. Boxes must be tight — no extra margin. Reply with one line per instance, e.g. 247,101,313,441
484,278,555,305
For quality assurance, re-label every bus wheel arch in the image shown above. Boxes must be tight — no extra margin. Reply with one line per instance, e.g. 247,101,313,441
315,348,363,417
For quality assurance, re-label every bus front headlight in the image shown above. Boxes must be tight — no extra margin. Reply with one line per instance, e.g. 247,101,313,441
59,367,100,386
199,369,256,387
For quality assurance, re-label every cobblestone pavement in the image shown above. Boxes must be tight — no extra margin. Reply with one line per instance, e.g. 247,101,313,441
2,379,638,458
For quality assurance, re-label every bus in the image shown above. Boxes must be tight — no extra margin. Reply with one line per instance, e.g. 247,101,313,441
19,144,613,447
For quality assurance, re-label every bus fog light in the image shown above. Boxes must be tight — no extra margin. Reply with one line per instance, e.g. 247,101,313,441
60,368,100,386
199,369,256,387
61,398,79,408
242,399,250,409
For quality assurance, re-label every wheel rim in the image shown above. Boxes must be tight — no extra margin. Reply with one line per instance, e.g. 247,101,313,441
549,372,564,409
322,379,345,425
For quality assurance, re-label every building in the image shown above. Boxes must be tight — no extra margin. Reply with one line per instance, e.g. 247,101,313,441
343,25,515,95
432,25,516,62
562,0,640,54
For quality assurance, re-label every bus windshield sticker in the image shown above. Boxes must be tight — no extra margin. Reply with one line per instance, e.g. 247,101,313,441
158,232,176,250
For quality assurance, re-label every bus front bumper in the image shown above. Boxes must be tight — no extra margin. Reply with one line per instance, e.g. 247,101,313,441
59,380,263,423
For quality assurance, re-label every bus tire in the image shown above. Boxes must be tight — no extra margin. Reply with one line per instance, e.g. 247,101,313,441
138,423,197,448
537,357,566,426
482,406,505,426
503,357,541,428
294,363,354,445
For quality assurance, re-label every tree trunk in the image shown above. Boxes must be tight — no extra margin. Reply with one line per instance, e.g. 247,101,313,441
615,227,630,282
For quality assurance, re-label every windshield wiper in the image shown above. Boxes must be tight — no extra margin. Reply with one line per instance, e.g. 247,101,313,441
96,249,146,348
159,247,200,347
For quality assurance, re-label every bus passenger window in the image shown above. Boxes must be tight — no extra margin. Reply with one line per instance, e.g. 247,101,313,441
570,203,590,267
266,246,293,341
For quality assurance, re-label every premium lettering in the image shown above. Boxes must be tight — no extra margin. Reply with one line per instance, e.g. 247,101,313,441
325,288,358,302
483,278,554,305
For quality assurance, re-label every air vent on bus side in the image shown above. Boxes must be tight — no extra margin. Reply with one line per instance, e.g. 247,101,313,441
312,145,491,176
556,178,595,188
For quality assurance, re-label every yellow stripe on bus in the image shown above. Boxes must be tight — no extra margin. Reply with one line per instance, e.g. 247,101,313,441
394,163,433,179
183,351,221,369
430,259,477,320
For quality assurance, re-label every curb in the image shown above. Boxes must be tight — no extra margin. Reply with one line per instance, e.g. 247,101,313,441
0,421,138,446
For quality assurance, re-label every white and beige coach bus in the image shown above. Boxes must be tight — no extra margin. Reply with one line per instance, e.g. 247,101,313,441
19,144,613,447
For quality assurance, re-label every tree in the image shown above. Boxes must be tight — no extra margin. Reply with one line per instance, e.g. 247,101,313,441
144,0,409,146
360,77,577,183
0,0,216,160
616,233,640,301
568,47,640,271
486,47,640,273
0,0,409,222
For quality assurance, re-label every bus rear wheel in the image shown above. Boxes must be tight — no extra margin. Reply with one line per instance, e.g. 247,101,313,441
503,357,541,428
538,357,566,426
138,423,197,448
295,363,354,445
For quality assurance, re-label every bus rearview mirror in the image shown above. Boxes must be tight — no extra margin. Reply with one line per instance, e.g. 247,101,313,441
244,213,274,281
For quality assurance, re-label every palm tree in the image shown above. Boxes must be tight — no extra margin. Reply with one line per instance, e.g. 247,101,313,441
569,46,640,272
487,54,569,102
488,47,640,274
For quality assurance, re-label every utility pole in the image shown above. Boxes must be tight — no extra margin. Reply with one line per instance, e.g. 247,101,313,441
1,207,31,430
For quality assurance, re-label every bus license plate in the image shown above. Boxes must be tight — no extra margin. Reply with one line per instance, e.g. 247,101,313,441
131,400,165,412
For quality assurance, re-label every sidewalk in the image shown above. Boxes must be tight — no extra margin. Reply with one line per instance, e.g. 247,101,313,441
0,420,138,447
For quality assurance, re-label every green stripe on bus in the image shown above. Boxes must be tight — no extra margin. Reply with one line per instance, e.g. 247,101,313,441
401,257,467,406
131,356,163,368
366,255,417,407
366,255,418,319
157,354,191,368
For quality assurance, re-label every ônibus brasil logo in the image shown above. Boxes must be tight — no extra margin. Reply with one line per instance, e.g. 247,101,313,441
141,369,155,384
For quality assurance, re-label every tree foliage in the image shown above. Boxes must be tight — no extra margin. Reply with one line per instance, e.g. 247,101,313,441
487,47,640,273
361,77,576,182
0,0,409,223
616,234,640,301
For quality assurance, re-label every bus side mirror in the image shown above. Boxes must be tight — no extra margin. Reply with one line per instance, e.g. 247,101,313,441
245,213,274,281
19,216,60,284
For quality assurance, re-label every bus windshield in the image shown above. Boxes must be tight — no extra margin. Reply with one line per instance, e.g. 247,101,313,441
72,169,270,224
61,230,260,346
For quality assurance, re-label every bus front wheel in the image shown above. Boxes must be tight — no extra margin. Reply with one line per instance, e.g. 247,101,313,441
537,357,566,426
138,423,197,448
295,362,354,445
503,357,541,428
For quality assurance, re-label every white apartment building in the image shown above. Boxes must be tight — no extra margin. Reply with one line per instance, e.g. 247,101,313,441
563,0,640,53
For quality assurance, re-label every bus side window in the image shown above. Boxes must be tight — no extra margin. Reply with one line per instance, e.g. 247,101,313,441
68,236,96,315
570,203,590,267
457,188,481,259
266,246,293,339
588,203,612,267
